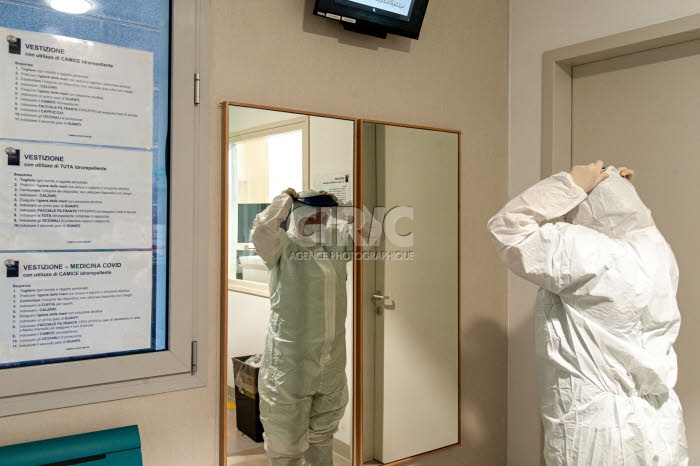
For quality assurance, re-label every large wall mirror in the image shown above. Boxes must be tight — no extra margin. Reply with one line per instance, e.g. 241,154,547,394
219,107,461,466
220,103,356,466
357,122,461,465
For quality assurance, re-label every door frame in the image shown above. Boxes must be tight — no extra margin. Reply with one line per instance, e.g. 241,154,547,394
542,13,700,178
540,12,700,466
219,101,358,466
355,120,462,466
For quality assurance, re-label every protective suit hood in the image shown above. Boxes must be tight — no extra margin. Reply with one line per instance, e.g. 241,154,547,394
288,191,338,241
566,167,654,238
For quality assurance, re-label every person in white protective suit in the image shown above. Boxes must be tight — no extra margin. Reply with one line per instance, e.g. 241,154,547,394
251,188,357,466
487,161,688,465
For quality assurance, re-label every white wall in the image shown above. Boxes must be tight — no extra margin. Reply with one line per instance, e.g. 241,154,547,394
508,2,700,465
229,107,300,134
339,271,354,447
227,292,270,387
309,116,354,199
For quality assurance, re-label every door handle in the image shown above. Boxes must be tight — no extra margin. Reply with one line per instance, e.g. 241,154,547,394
372,292,390,316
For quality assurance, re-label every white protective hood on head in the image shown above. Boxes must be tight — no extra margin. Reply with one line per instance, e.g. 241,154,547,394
487,170,688,465
566,167,654,238
287,191,335,240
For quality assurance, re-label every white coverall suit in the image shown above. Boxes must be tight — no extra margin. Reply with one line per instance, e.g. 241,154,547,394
487,168,688,465
251,192,355,466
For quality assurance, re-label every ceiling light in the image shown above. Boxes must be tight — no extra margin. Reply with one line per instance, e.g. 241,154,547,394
50,0,93,14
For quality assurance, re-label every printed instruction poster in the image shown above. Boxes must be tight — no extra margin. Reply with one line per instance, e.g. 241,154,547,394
0,251,152,364
0,29,156,366
0,142,152,250
313,172,352,204
0,28,153,149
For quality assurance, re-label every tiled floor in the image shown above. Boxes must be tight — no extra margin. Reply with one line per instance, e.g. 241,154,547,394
227,453,268,466
333,454,352,466
227,407,261,456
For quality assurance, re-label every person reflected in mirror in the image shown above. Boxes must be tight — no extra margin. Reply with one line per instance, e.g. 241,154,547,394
251,188,354,466
487,161,688,465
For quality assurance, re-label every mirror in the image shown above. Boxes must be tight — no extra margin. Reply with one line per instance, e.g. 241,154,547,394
359,122,460,465
221,103,355,466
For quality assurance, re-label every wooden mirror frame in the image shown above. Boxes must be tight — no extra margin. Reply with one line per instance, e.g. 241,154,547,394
219,102,359,466
354,120,462,466
218,106,462,466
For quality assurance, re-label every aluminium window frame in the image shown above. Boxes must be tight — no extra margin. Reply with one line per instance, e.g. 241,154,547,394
0,0,210,416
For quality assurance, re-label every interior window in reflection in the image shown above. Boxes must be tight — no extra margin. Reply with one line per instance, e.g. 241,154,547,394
228,120,307,294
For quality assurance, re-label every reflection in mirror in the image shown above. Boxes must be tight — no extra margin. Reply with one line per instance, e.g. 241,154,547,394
224,104,355,466
228,112,308,294
360,123,460,465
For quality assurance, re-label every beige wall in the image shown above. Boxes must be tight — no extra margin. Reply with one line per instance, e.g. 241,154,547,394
0,1,508,465
508,2,700,465
212,1,509,465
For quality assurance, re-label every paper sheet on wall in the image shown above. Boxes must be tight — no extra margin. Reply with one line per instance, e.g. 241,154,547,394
0,142,152,250
0,28,153,149
312,172,352,204
0,251,152,365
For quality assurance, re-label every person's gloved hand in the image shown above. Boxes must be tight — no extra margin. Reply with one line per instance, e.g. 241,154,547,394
618,167,635,184
570,160,609,193
282,188,298,199
319,190,339,203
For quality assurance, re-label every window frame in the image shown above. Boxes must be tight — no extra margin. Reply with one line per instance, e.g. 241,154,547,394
0,0,210,416
227,117,310,297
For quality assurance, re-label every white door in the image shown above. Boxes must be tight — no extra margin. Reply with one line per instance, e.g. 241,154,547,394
571,39,700,463
371,124,459,464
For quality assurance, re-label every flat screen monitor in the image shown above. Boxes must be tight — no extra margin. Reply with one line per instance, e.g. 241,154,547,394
314,0,429,39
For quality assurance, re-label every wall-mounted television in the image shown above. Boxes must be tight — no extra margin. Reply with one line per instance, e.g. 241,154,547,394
314,0,429,40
